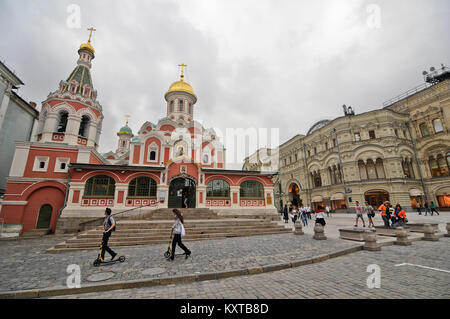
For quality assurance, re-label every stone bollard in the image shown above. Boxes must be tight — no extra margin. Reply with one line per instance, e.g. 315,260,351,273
294,221,304,235
313,223,327,240
394,227,412,246
422,223,439,241
445,223,450,238
363,230,381,251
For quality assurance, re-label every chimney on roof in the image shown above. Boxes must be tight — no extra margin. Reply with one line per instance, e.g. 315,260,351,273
29,101,37,108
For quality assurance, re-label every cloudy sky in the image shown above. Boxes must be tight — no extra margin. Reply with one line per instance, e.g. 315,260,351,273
0,0,449,168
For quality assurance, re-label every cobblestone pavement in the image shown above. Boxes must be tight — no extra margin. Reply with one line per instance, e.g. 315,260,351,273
49,237,450,299
0,232,360,292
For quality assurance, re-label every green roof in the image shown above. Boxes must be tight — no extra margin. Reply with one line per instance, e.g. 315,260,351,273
66,65,93,92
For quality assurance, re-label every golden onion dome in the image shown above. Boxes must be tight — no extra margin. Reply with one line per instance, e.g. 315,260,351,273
165,78,196,100
165,64,197,102
79,42,95,55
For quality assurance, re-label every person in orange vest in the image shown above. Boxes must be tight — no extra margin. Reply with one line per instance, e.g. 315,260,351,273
379,201,391,228
392,204,407,228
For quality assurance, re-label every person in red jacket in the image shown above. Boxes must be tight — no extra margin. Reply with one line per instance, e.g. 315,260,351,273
379,201,391,228
392,204,407,228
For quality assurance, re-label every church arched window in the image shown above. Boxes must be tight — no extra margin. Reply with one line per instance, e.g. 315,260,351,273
78,115,90,137
206,179,230,198
128,176,157,197
57,111,69,133
84,175,115,197
240,180,264,198
179,99,184,112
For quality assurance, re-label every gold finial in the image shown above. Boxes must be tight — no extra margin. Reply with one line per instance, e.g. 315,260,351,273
178,63,187,81
87,27,96,43
125,114,130,126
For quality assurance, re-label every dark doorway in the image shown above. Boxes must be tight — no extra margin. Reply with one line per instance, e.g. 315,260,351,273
168,177,196,208
364,190,390,210
36,204,52,229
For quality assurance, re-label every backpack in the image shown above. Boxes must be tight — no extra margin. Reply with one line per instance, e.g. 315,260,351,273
107,215,116,232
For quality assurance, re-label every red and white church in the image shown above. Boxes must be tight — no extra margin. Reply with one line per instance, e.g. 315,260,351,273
0,33,276,234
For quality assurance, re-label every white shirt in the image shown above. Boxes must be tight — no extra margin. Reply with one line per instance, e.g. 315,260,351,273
172,219,183,235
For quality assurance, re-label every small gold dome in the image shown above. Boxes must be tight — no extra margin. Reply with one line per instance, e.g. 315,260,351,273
165,77,196,100
80,42,95,55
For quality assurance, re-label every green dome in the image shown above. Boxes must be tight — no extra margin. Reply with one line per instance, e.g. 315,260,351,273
117,125,133,136
131,136,141,143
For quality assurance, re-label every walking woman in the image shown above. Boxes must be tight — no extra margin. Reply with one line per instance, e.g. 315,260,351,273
169,209,191,261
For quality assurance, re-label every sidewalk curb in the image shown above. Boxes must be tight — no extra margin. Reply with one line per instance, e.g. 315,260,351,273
0,245,362,299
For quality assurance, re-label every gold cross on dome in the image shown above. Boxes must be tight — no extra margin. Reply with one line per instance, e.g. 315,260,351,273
87,27,96,43
178,63,187,78
125,114,130,126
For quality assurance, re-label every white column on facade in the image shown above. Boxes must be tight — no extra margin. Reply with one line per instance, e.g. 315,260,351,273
197,185,206,208
230,186,240,208
114,184,128,209
264,186,276,208
42,113,58,142
29,118,39,142
157,185,169,208
87,122,98,147
65,114,81,145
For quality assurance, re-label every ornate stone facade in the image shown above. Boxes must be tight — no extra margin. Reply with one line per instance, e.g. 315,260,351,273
275,75,450,212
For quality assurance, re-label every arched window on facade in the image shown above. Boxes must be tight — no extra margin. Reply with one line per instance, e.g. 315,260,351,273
78,115,90,137
359,160,368,180
366,159,378,179
433,119,443,133
437,154,449,176
429,156,440,177
240,180,264,198
375,158,385,179
84,175,116,197
311,171,322,188
169,101,174,113
128,176,157,197
402,159,414,179
419,123,430,137
179,99,184,112
57,111,69,133
206,179,230,198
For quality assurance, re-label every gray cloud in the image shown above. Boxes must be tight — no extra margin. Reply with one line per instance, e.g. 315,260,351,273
0,0,448,169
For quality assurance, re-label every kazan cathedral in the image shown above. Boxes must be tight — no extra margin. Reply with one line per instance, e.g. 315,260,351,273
0,33,276,234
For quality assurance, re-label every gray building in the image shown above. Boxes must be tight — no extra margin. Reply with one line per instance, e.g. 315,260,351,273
0,61,39,195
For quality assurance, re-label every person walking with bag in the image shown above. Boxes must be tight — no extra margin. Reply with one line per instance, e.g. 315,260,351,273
169,209,191,261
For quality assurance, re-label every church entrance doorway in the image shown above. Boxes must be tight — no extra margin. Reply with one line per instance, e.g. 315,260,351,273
168,177,196,208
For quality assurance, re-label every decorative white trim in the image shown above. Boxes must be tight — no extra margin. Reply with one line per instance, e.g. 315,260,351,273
54,158,70,173
0,200,28,206
32,156,50,172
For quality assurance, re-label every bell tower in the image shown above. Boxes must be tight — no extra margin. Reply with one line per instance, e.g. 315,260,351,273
35,28,103,149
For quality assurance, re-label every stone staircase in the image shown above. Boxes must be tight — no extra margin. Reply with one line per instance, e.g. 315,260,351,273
46,208,289,253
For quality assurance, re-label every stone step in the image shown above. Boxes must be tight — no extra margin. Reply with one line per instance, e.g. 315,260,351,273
81,226,283,238
54,229,292,249
73,227,290,241
93,220,276,230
